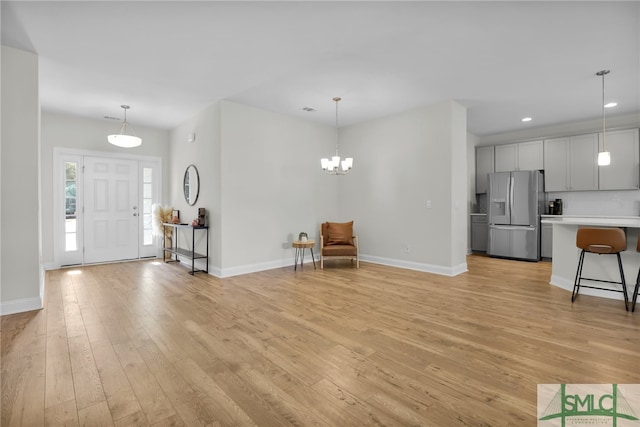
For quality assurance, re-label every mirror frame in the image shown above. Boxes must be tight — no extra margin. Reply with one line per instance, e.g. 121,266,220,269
183,164,200,206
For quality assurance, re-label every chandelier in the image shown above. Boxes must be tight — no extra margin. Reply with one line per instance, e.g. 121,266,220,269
596,70,610,166
107,105,142,148
321,97,353,175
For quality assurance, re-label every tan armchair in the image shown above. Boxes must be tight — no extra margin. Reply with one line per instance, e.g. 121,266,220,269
320,221,359,269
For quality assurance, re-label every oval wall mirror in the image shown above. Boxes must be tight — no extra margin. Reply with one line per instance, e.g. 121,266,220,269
183,164,200,206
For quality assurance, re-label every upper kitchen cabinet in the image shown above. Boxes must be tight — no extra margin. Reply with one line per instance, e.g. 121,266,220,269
475,146,494,194
544,134,598,191
494,140,543,172
598,128,640,190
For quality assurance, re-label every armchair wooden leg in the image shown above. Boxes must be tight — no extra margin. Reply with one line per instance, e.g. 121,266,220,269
321,256,324,269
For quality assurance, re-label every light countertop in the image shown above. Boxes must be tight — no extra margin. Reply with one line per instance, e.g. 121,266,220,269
470,213,487,216
541,215,640,228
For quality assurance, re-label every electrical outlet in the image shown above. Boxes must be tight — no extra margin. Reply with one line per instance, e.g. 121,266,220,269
404,244,410,253
426,200,432,209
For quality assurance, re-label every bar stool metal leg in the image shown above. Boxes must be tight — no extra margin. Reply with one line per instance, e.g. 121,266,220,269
632,271,640,312
616,252,629,311
571,250,586,302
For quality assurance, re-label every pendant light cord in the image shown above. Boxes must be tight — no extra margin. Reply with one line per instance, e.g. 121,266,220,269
597,70,609,152
334,97,341,156
601,72,606,152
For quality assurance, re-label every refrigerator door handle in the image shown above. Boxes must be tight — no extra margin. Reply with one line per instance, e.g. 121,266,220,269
490,225,536,231
509,176,515,218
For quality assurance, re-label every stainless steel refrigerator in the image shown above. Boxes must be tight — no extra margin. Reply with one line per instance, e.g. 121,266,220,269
487,170,544,261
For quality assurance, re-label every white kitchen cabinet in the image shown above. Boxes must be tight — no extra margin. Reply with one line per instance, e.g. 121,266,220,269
495,140,543,172
541,223,553,259
494,144,517,172
543,137,569,191
544,134,598,191
475,146,494,194
471,215,488,252
598,128,640,190
517,140,544,171
570,134,599,191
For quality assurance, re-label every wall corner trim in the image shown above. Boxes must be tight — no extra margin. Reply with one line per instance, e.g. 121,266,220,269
0,296,43,316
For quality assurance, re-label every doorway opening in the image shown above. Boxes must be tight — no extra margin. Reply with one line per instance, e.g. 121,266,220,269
53,149,162,267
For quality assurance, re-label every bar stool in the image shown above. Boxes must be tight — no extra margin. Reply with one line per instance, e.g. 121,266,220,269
631,237,640,312
572,227,629,311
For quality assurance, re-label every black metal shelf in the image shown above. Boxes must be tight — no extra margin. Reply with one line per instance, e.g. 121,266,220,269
162,223,209,275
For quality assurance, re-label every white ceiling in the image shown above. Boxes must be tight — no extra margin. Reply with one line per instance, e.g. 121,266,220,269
2,1,639,136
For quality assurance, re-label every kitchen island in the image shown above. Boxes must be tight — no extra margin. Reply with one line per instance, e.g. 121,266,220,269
541,215,640,301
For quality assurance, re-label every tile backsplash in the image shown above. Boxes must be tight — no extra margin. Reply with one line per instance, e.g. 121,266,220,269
546,190,640,216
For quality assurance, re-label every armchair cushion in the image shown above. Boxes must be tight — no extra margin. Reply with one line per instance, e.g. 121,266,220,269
322,244,357,256
326,221,354,246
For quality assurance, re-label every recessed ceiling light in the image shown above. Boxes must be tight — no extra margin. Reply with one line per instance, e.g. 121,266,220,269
604,102,617,108
521,117,532,122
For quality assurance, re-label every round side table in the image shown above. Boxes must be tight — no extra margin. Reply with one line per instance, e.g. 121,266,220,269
292,240,316,270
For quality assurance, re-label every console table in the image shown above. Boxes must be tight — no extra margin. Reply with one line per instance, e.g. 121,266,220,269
162,223,209,275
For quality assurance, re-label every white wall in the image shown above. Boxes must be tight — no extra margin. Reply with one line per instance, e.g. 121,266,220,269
337,101,468,275
40,111,171,267
169,102,222,273
450,101,468,268
219,100,338,276
1,46,42,314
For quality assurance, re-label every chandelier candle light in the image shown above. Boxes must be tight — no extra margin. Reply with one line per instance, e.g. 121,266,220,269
321,97,353,175
108,105,142,148
596,70,610,166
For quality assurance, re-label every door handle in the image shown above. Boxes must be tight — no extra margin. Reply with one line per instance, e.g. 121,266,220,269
509,177,515,214
133,213,138,217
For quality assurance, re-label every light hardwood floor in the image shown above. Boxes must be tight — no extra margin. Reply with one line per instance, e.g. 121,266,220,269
2,255,639,426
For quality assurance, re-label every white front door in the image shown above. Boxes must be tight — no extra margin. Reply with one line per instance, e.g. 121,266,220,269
84,156,139,263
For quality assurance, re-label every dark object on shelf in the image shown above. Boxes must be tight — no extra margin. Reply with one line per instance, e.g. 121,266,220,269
198,208,206,226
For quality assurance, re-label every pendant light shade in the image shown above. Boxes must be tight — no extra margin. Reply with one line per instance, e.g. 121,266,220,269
596,70,610,166
597,151,610,166
321,97,353,175
108,105,142,148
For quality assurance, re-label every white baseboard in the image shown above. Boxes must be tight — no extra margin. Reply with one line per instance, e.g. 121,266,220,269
216,255,467,278
360,254,468,277
1,296,43,316
219,257,304,278
550,274,626,301
174,255,313,278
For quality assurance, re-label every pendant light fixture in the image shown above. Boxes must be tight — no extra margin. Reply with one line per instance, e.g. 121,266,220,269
108,105,142,148
596,70,610,166
321,97,353,175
